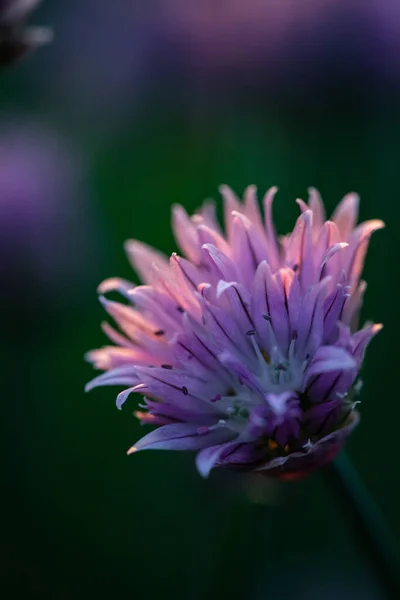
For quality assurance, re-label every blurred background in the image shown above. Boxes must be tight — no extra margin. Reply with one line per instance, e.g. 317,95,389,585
2,1,399,598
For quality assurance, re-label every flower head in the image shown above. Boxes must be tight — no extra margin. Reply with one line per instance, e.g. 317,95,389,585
0,0,51,68
86,186,383,478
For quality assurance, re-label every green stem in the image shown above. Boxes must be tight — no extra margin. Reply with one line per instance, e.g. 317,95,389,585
325,452,400,599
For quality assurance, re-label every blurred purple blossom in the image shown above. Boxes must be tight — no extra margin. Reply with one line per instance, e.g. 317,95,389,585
41,0,400,131
86,186,383,479
0,0,51,67
0,120,100,308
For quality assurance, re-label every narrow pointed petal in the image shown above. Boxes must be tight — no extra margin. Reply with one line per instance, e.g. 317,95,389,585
125,239,169,284
195,441,240,478
243,185,263,230
97,277,135,299
200,244,239,281
341,280,367,330
351,323,383,363
262,186,280,271
220,185,241,241
306,346,356,379
308,187,326,232
129,423,235,454
345,220,385,285
331,193,359,240
172,204,202,264
85,366,138,392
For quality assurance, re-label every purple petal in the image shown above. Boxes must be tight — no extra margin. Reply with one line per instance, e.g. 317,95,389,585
97,277,135,299
129,423,235,454
307,187,326,233
331,193,359,240
256,411,360,478
262,186,280,271
345,219,385,286
295,279,330,359
124,239,169,284
220,184,241,241
195,441,240,478
85,366,138,392
306,345,356,379
200,243,239,281
133,366,226,415
172,204,201,264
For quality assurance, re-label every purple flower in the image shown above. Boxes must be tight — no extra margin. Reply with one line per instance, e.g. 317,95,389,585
86,186,383,479
0,0,51,68
0,120,100,309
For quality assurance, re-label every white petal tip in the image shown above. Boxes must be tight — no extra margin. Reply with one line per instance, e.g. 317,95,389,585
127,446,138,455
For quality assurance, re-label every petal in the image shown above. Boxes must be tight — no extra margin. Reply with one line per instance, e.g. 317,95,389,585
331,193,359,240
116,384,147,409
322,282,349,343
319,242,348,280
172,204,202,264
129,285,182,332
262,186,280,271
196,199,221,233
129,423,235,454
197,223,231,255
201,300,253,359
170,253,204,290
100,321,135,348
256,411,359,478
345,219,385,285
286,209,315,288
251,261,280,354
171,332,232,385
230,211,260,287
196,440,268,477
85,366,138,392
124,239,169,284
341,280,367,331
307,187,326,233
243,185,263,230
195,441,240,478
134,366,226,414
295,278,330,359
220,184,241,241
85,346,150,370
97,277,135,300
200,244,239,281
306,345,356,379
143,398,222,425
216,281,254,331
351,323,383,363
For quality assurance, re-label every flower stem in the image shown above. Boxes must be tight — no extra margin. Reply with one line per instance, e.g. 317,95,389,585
325,452,400,599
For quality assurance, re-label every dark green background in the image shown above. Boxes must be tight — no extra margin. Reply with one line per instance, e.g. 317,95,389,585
2,2,398,598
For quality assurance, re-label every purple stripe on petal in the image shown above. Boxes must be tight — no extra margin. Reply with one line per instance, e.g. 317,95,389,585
200,243,239,281
129,423,235,454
